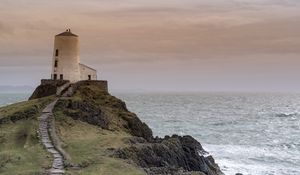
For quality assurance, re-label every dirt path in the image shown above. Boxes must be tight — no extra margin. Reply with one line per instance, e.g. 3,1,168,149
39,99,65,175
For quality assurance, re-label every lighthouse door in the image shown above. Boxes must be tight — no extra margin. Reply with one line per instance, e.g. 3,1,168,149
60,74,63,80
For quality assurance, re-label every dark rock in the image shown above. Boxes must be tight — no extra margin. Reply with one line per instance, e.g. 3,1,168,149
115,135,223,175
126,137,147,144
145,167,207,175
55,99,110,130
120,112,153,141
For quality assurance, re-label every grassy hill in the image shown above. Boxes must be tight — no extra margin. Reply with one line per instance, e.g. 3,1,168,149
0,83,223,175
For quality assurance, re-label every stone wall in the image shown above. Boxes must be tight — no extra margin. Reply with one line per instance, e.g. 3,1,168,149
30,80,108,99
41,79,69,86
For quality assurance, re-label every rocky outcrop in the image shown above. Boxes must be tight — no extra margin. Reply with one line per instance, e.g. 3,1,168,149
115,135,223,175
54,85,223,174
29,82,224,175
54,91,153,141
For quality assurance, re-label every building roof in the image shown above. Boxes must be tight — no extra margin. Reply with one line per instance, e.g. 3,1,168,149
79,63,97,71
56,29,78,37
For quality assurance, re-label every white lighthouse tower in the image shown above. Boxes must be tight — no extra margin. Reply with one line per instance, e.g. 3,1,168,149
51,29,97,82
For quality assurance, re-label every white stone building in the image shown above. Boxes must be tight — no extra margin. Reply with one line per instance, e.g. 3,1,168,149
51,29,97,82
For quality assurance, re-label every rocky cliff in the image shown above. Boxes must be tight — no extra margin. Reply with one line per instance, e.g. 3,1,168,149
1,82,224,175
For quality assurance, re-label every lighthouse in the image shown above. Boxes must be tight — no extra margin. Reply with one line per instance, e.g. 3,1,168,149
51,29,97,82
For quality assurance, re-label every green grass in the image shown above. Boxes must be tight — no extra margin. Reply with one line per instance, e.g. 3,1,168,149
73,85,126,110
0,95,55,174
67,157,145,175
54,112,145,175
0,96,55,123
0,85,147,174
68,85,141,133
0,120,51,174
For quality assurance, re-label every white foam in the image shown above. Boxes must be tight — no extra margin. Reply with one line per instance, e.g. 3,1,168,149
203,144,300,175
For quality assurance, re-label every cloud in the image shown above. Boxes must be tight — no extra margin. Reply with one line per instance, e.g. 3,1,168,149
0,21,14,37
1,0,300,91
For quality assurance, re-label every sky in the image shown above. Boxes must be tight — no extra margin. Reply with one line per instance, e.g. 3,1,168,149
1,0,300,92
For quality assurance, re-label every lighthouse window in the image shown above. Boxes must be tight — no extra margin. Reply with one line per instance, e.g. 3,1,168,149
54,60,58,67
55,49,59,56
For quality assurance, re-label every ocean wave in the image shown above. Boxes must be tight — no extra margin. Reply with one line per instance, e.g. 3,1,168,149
203,143,300,175
275,113,299,118
212,120,239,126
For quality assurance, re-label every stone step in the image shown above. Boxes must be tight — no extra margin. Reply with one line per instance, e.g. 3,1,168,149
49,169,65,173
53,153,62,158
39,99,65,174
48,149,59,154
53,163,64,167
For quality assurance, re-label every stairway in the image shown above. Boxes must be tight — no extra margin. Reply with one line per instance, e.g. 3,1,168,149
38,99,65,174
56,82,71,96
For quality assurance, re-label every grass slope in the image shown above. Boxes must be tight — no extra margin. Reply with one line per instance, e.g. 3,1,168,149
0,86,146,174
0,96,54,174
0,96,54,123
52,85,146,174
55,112,145,175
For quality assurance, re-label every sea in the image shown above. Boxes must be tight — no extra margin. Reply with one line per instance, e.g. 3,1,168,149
1,92,299,175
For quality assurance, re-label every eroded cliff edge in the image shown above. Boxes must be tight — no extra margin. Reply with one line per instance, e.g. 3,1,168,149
1,82,224,175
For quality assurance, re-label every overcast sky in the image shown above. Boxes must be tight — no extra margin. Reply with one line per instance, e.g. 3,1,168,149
1,0,300,92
